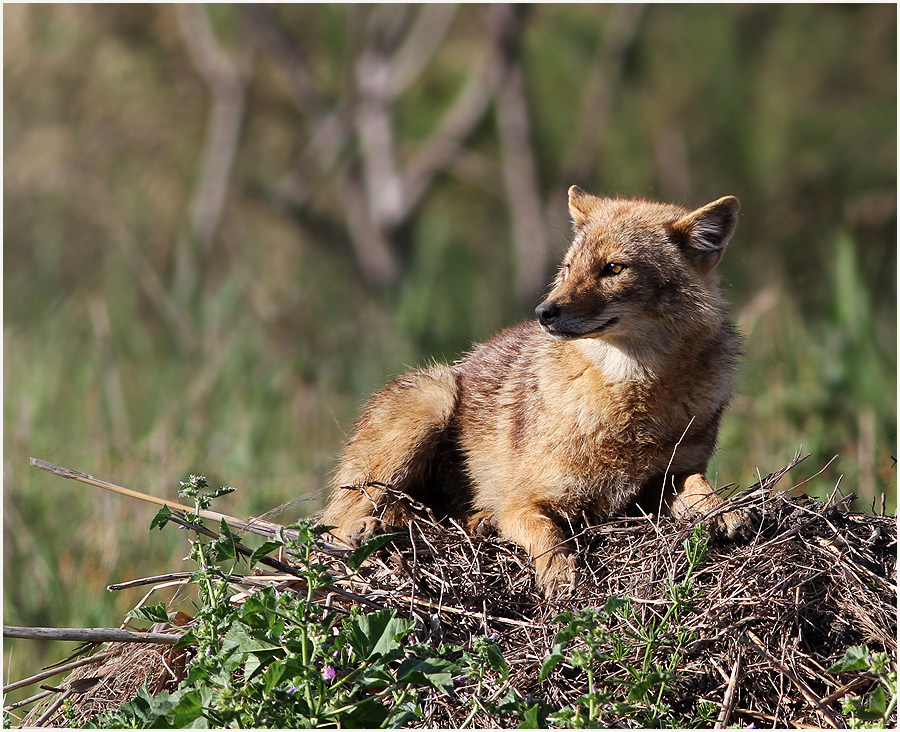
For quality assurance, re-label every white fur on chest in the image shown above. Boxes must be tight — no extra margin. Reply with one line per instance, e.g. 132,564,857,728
574,338,653,384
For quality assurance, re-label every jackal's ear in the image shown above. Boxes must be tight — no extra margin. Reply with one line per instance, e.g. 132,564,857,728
568,185,601,228
669,196,740,273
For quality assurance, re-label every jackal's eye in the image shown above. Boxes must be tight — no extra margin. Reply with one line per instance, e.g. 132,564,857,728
602,262,626,276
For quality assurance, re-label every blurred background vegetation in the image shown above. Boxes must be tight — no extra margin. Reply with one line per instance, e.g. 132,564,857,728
3,4,896,701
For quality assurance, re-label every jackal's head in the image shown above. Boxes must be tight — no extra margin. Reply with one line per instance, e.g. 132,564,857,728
536,186,739,344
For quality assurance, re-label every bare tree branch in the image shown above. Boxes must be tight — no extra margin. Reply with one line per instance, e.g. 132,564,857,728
398,4,522,224
177,4,249,258
497,59,547,305
342,4,521,283
563,3,646,186
241,5,402,284
355,39,405,230
238,5,525,289
341,172,401,286
385,4,459,99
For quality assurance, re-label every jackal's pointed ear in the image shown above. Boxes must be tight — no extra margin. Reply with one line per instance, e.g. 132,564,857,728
568,185,600,228
669,196,740,273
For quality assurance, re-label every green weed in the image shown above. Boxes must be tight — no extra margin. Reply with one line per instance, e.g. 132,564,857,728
538,525,710,728
87,478,460,729
828,645,898,729
72,483,717,729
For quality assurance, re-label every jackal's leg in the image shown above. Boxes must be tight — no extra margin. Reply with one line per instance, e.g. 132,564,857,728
320,364,458,545
493,504,575,598
669,473,750,538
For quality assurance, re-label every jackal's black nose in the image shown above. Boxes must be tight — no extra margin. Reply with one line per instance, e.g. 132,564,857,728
536,300,560,325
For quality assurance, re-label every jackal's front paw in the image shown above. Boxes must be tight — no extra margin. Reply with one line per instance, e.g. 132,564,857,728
535,551,577,599
466,510,497,537
330,516,381,548
709,506,757,540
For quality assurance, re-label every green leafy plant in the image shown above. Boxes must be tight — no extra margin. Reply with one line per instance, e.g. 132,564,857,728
87,477,463,728
456,633,537,728
828,645,898,729
539,525,709,728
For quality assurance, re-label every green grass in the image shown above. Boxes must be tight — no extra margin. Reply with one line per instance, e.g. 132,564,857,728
2,284,416,701
711,233,896,513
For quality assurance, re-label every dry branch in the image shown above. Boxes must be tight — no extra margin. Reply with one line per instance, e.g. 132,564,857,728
714,648,741,729
176,3,248,258
4,627,181,645
27,457,312,544
2,651,115,694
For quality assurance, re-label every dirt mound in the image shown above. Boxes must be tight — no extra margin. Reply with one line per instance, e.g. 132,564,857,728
15,457,897,728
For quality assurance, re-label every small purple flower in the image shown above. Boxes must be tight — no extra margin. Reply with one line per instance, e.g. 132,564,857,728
323,666,337,682
286,686,299,696
489,633,499,641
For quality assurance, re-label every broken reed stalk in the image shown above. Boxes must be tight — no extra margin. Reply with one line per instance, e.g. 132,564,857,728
2,651,116,694
3,627,182,645
714,648,741,729
3,689,55,713
28,457,296,542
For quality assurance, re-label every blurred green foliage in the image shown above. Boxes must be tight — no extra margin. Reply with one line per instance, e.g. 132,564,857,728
3,3,895,707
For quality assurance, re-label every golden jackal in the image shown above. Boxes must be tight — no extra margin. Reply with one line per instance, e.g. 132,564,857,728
322,186,748,596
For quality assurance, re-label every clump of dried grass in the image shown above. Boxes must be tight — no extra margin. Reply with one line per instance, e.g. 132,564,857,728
13,457,897,728
337,457,896,728
17,640,185,728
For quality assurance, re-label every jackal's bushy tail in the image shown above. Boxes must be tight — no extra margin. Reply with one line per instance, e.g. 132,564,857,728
320,364,458,540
